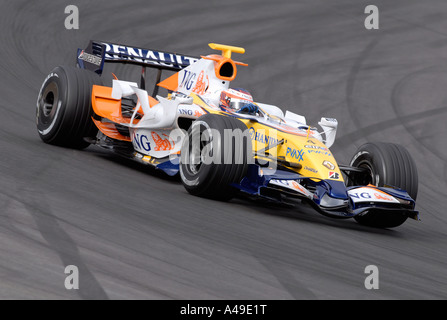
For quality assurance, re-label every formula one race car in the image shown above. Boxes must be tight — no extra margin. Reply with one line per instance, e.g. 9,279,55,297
36,41,419,228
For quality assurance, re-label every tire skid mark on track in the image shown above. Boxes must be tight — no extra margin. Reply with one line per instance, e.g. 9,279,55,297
388,66,447,224
3,188,109,300
256,258,317,299
345,37,381,128
0,149,109,300
390,66,447,165
335,105,447,149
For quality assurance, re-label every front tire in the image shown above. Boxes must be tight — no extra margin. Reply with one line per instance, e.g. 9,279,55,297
180,114,251,200
348,142,418,228
36,66,102,149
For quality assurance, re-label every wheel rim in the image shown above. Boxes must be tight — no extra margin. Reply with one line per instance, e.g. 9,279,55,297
357,160,379,186
38,82,59,125
184,122,214,176
188,134,202,174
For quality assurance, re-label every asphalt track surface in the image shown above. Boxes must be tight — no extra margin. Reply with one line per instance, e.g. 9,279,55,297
0,0,446,300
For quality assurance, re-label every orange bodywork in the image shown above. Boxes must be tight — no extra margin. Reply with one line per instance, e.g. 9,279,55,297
91,85,159,141
157,53,248,91
364,184,397,201
157,73,179,92
201,54,247,82
92,119,131,142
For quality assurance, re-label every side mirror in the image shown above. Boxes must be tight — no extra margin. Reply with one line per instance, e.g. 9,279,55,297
318,117,338,148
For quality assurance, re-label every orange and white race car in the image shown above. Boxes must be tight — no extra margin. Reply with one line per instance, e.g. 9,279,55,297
36,41,419,228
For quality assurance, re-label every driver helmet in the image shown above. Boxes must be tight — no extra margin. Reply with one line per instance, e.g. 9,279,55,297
219,88,253,112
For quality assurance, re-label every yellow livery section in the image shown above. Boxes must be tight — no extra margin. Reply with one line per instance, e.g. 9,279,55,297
240,121,343,183
208,43,245,58
189,92,343,183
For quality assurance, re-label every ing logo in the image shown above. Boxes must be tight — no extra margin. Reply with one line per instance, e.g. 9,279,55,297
151,132,175,151
192,71,209,95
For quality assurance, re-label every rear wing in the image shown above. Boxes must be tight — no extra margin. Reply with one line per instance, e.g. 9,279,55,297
76,40,199,95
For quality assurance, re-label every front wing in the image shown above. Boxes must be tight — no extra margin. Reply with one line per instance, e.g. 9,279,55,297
233,165,419,221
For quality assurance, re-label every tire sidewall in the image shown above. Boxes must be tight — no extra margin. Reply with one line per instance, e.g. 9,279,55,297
179,114,249,199
36,68,68,143
349,145,386,187
179,120,215,192
36,66,102,148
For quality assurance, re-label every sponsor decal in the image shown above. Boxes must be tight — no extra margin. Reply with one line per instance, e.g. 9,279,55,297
323,160,335,170
178,108,194,116
132,132,151,152
350,151,368,165
151,132,175,152
227,88,253,101
286,147,304,162
248,128,280,146
348,187,400,204
178,108,205,117
305,145,329,151
78,50,102,66
270,179,313,198
304,166,318,174
194,110,204,117
329,171,340,179
307,149,332,157
103,43,198,69
192,71,209,95
179,70,197,90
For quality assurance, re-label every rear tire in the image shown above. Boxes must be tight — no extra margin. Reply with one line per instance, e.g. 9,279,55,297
180,114,251,201
348,142,418,228
36,66,102,149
